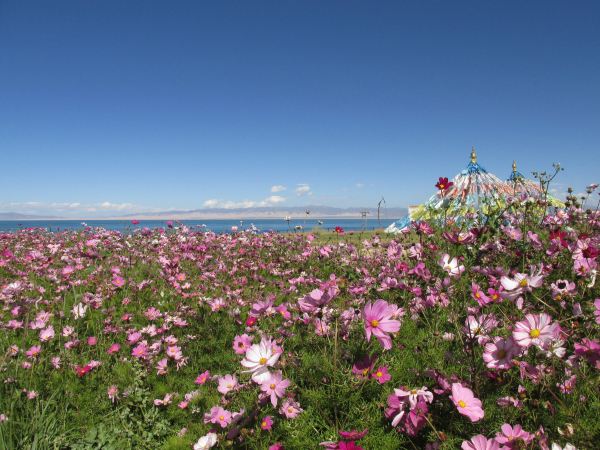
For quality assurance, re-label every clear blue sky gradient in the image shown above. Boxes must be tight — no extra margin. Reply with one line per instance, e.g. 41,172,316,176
1,1,599,216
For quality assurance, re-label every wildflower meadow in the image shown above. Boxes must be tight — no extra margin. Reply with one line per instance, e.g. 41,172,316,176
1,187,599,449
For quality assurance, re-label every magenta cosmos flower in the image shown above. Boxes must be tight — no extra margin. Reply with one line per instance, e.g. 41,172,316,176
451,383,484,422
260,415,273,431
112,276,125,288
512,313,558,349
371,366,391,384
363,300,401,350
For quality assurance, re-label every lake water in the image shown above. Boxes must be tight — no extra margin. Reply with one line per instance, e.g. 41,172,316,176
0,218,396,234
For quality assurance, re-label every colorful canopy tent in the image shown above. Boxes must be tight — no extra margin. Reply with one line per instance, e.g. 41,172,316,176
385,148,561,234
506,160,543,197
506,161,563,207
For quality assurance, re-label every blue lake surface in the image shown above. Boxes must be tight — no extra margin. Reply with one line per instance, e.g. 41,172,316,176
0,218,395,234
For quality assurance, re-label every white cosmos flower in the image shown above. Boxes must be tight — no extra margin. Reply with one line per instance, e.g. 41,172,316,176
394,386,434,409
71,302,88,320
193,432,217,450
439,253,464,277
241,336,280,383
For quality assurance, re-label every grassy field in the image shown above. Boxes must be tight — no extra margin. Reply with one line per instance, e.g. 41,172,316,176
0,209,598,449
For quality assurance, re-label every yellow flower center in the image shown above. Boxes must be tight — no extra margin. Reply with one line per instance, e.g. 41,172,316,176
376,371,383,378
458,400,466,408
370,319,379,327
270,384,276,389
475,292,481,298
362,368,369,376
259,357,267,365
519,279,529,287
261,421,267,427
411,389,417,394
492,294,499,300
219,415,224,421
529,328,540,338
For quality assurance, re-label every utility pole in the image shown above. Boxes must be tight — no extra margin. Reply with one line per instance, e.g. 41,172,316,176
377,197,386,227
360,210,369,230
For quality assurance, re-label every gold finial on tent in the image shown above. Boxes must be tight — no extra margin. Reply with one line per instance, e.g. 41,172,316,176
512,160,517,173
470,146,477,163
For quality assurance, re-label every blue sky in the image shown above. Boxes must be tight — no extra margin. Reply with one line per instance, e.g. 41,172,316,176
1,1,599,217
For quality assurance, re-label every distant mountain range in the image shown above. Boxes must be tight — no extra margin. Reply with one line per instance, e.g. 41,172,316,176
108,205,408,220
0,212,63,220
0,206,407,221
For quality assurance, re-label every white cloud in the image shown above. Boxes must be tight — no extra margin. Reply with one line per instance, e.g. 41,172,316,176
264,195,285,204
99,201,135,211
202,195,286,209
270,185,286,193
295,184,312,196
356,183,364,189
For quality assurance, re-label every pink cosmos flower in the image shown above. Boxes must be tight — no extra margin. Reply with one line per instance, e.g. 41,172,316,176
279,399,303,419
260,370,290,407
195,370,210,385
107,343,121,354
352,355,376,379
461,435,500,450
339,429,368,441
131,343,149,359
241,336,281,383
363,299,401,350
217,374,238,395
550,280,576,301
62,266,75,277
112,276,125,288
260,415,273,431
154,393,174,406
371,366,391,384
204,406,232,428
338,442,364,450
39,326,55,342
233,334,252,355
512,313,558,349
75,364,92,378
107,385,119,403
471,283,491,306
451,383,484,422
483,337,520,370
495,423,533,448
26,345,41,359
